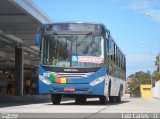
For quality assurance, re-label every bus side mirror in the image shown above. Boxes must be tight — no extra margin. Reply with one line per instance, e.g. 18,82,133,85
35,34,40,45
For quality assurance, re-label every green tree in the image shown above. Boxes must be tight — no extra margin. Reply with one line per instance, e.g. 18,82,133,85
154,53,160,81
152,71,160,86
155,53,160,72
128,71,151,97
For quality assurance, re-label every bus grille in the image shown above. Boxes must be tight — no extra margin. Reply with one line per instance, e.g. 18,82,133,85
50,72,94,78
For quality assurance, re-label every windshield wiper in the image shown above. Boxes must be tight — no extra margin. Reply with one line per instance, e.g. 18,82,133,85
76,32,92,46
87,32,92,35
44,31,58,35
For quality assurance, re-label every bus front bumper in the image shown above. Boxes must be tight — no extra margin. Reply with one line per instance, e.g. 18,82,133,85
39,80,105,96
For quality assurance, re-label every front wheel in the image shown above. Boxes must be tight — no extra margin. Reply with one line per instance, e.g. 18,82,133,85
51,94,62,105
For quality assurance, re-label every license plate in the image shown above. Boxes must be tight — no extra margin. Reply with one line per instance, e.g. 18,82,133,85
64,87,75,92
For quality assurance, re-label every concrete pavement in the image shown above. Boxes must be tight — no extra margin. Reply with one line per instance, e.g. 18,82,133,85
0,97,160,113
0,95,160,118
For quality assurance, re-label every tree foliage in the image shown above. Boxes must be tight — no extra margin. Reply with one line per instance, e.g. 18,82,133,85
128,71,151,97
154,53,160,81
155,53,160,72
128,53,160,97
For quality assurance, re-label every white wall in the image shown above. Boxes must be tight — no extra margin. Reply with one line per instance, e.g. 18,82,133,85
152,80,160,99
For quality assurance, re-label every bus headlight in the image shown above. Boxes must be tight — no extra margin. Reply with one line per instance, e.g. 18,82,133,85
89,76,105,86
39,75,52,85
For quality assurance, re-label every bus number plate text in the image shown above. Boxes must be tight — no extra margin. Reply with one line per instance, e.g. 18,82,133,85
64,87,75,92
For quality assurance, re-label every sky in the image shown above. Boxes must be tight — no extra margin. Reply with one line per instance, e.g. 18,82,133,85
33,0,160,77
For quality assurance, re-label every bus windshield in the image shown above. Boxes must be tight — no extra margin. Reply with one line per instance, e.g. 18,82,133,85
41,34,104,68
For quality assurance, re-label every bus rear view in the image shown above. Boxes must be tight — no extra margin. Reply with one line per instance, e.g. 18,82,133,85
35,23,126,104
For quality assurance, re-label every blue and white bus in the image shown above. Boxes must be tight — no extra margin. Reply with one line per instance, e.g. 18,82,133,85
35,22,126,104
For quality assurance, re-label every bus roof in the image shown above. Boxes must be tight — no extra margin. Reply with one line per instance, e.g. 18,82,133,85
44,22,105,27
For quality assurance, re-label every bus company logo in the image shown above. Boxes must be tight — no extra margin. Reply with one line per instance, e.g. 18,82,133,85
64,69,78,72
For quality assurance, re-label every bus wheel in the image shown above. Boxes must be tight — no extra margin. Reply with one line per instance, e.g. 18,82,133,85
116,90,122,103
51,94,62,105
109,96,116,103
75,97,86,104
99,96,108,104
116,95,121,103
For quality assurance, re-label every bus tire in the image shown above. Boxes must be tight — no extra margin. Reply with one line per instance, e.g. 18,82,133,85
51,94,62,105
116,89,122,103
75,97,86,104
116,95,121,103
109,96,116,103
99,96,108,104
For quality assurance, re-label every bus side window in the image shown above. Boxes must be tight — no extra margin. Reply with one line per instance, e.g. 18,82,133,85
118,51,120,67
120,54,123,69
111,41,114,61
107,38,110,60
108,38,114,61
115,47,118,65
120,53,122,69
114,44,116,63
106,39,109,56
122,56,125,71
124,57,126,71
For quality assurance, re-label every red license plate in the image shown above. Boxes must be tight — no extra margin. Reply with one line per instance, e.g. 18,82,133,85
64,87,75,92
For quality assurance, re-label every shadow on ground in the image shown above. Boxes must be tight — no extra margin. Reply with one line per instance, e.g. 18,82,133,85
47,99,130,106
0,95,51,108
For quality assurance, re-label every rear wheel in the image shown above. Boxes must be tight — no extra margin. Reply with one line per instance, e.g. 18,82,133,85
99,96,108,104
108,80,115,103
109,96,116,103
116,89,122,103
51,94,62,105
75,97,86,104
116,95,121,103
109,91,122,103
